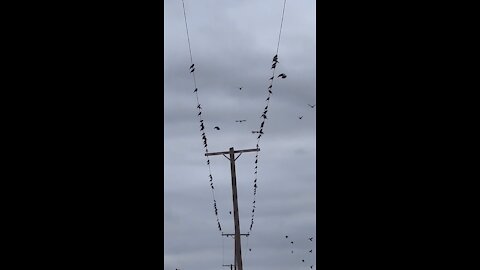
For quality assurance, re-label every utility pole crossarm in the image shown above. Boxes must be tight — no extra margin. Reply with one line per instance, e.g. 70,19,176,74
205,148,260,156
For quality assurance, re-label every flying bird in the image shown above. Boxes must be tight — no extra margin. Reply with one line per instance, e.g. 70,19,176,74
308,104,316,108
298,116,303,119
309,237,313,241
309,249,313,253
239,87,242,90
302,259,305,262
214,126,220,130
278,73,287,78
197,104,201,109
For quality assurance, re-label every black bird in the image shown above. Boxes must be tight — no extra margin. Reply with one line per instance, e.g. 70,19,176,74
291,241,294,244
298,116,303,119
310,266,313,269
249,248,252,251
189,64,194,69
194,88,198,93
214,126,220,130
278,73,287,78
239,87,242,90
309,237,313,241
302,259,305,262
268,89,272,94
229,211,232,215
190,68,195,73
265,97,270,101
197,104,201,109
308,104,316,108
268,85,272,89
309,249,313,253
269,76,274,80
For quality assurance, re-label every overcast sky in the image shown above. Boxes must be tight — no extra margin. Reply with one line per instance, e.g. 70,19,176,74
164,0,316,269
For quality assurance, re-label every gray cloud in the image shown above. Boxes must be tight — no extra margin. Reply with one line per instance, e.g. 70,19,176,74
165,0,316,269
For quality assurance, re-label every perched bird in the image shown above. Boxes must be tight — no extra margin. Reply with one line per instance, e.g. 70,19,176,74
302,259,305,262
197,104,201,109
309,249,313,253
239,87,242,90
249,248,252,251
291,241,294,244
189,64,194,69
269,76,274,80
310,266,313,269
309,237,313,241
268,85,272,89
268,89,272,94
308,104,316,108
193,88,198,93
190,68,195,73
298,116,303,119
278,73,287,78
285,235,288,239
265,97,270,101
229,211,232,215
214,126,220,130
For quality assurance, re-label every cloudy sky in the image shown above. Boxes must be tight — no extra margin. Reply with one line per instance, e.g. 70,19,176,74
164,0,316,269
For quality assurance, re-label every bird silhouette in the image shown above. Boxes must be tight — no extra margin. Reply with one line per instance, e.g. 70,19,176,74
197,104,201,109
190,68,195,73
285,235,288,238
268,85,272,89
268,89,272,94
302,259,305,262
308,104,316,108
239,87,242,90
265,97,270,101
229,211,232,215
310,266,313,269
278,73,287,78
309,249,313,253
269,76,274,80
214,126,220,130
309,237,313,241
189,64,194,69
298,116,303,119
194,88,198,93
249,248,252,251
291,241,294,244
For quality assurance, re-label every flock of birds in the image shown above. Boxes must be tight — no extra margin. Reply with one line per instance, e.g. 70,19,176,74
285,235,315,269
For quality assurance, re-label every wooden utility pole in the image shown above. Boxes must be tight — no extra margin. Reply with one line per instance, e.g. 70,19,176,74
206,147,260,270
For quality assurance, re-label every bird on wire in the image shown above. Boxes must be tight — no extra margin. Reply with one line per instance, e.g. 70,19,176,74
298,116,303,119
193,88,198,93
309,249,313,253
190,68,195,73
214,126,220,130
278,73,287,78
